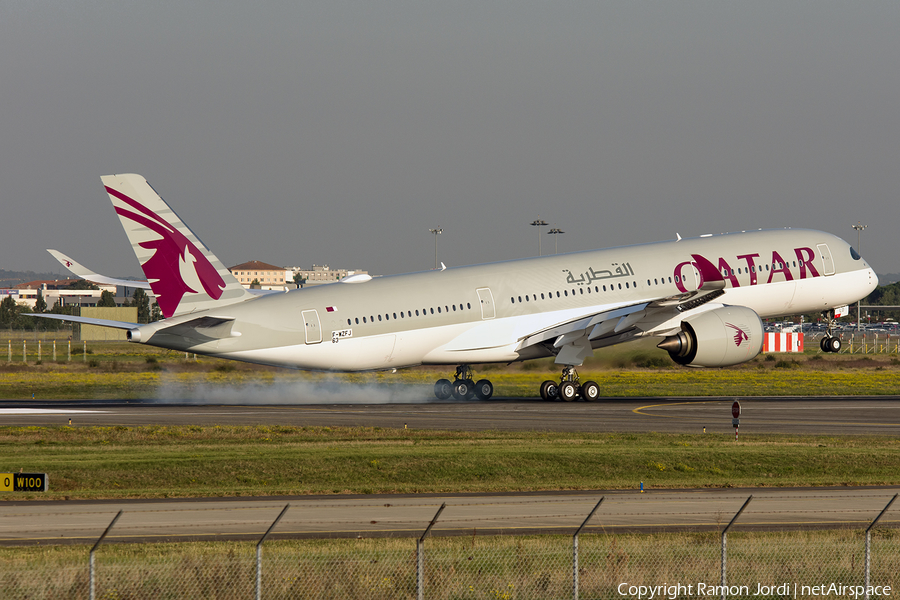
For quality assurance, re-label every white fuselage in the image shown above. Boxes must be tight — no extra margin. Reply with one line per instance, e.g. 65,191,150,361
134,228,877,371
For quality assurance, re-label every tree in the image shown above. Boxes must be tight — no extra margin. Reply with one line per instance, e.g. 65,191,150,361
98,290,117,307
0,296,18,327
67,279,99,290
250,278,261,289
33,290,47,313
132,288,151,323
150,301,162,322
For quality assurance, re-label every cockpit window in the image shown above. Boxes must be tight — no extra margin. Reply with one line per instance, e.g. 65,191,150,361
850,247,861,260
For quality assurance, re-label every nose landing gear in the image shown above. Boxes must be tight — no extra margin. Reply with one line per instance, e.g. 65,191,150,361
540,366,600,402
819,309,842,353
434,365,494,400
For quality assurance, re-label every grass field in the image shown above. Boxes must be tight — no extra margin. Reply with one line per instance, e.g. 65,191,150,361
2,337,900,400
4,529,897,600
2,426,899,501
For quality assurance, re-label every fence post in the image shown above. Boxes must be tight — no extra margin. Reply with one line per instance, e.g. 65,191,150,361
864,494,897,600
38,340,41,362
573,497,604,600
721,496,752,600
22,340,26,364
7,340,10,363
418,503,446,600
53,340,57,362
83,341,86,362
90,510,123,600
256,504,290,600
68,339,71,361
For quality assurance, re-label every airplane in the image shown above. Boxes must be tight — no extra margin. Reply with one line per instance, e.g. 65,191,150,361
31,173,878,401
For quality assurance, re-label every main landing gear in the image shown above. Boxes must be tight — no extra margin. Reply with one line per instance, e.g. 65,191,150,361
540,366,600,402
433,365,494,400
819,309,842,353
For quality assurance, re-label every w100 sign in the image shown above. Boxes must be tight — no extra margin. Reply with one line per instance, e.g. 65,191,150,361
1,473,48,492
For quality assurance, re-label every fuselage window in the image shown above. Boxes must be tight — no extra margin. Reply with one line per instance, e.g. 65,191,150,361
618,283,622,290
603,285,607,291
347,319,351,326
668,277,673,283
355,318,359,325
541,293,545,299
452,305,456,311
400,312,405,318
556,291,561,298
594,286,599,292
415,309,419,316
564,290,568,297
437,307,441,313
625,282,629,289
467,302,471,309
378,314,382,322
587,286,591,293
654,279,658,285
511,297,515,304
393,313,397,319
675,276,680,283
370,315,375,322
430,308,434,314
518,296,522,303
579,288,584,294
363,316,367,323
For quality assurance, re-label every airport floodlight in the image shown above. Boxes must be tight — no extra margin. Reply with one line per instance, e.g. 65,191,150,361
429,228,443,270
547,227,565,254
530,218,548,256
852,222,867,331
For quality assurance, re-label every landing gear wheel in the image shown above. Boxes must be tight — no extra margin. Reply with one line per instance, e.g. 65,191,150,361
434,379,453,400
540,380,558,401
453,379,475,400
474,379,494,400
827,337,841,353
820,337,829,352
559,381,579,402
581,381,600,402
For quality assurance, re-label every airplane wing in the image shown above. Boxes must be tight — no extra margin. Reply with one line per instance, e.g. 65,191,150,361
25,313,140,330
515,253,727,365
48,249,152,290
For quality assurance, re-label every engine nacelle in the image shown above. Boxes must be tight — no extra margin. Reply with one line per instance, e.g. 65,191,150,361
658,306,763,367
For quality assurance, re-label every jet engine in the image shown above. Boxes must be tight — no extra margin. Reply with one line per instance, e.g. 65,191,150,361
657,306,763,367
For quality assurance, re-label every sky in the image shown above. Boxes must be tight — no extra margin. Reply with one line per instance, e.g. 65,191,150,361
2,2,899,281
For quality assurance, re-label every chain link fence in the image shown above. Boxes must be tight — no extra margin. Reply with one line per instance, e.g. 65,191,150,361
3,495,898,599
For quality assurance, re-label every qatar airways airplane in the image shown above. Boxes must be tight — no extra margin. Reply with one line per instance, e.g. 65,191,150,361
33,173,877,401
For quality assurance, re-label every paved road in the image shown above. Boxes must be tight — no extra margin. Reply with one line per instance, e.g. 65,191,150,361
1,487,897,545
3,397,900,434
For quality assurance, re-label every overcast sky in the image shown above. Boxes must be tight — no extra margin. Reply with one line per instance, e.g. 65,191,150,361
2,2,898,281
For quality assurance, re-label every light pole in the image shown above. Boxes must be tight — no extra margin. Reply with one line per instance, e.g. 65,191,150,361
547,227,564,254
852,222,867,331
530,218,548,256
429,228,442,270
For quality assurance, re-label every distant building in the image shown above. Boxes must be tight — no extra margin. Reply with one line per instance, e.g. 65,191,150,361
228,261,287,291
228,261,368,290
3,280,117,309
287,265,368,287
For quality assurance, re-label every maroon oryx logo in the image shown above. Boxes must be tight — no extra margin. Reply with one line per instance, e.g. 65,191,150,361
106,186,225,318
726,323,750,347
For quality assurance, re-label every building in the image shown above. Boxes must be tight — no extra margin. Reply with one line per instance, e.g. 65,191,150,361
2,280,117,310
228,261,287,291
287,265,368,287
229,261,369,290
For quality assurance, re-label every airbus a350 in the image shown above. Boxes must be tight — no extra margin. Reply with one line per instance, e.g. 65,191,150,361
33,173,878,401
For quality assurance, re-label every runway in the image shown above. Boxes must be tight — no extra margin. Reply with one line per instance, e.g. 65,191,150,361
2,487,898,545
3,396,900,435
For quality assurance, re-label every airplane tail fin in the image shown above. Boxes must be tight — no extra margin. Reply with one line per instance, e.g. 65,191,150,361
101,173,254,318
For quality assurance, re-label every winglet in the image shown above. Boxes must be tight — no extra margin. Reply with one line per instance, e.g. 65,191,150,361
48,249,152,290
691,254,726,290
